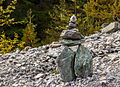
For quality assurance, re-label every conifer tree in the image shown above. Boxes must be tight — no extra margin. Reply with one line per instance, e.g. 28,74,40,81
22,9,40,47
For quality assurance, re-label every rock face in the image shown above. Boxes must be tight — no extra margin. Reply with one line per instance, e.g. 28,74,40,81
60,29,83,40
56,46,76,81
74,45,93,78
102,22,120,33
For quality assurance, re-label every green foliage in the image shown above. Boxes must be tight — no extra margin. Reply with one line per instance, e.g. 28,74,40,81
84,0,120,21
0,0,24,27
0,32,24,54
42,0,75,44
6,0,52,45
0,0,25,54
0,0,17,26
44,0,88,44
0,0,5,4
78,14,101,36
0,0,25,40
51,70,59,74
82,0,120,35
48,0,120,38
22,9,40,47
1,0,120,46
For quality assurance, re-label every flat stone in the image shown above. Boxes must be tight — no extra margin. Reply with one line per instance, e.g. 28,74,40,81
60,29,83,40
99,76,107,83
16,64,22,67
8,59,13,62
74,45,93,78
56,46,76,82
60,39,84,46
67,23,76,29
50,42,61,48
102,22,120,33
24,46,32,51
34,73,44,79
69,23,76,27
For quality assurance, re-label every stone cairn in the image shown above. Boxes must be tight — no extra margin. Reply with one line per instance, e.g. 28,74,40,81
56,15,93,82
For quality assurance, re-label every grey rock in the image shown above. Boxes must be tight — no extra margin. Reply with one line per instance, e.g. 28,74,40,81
115,47,120,51
67,23,76,29
28,48,38,52
20,51,26,54
34,73,44,79
70,15,77,23
101,23,109,28
99,76,107,84
74,45,93,78
69,45,79,52
56,46,76,81
24,46,32,51
102,22,120,33
67,15,77,29
42,45,49,50
60,29,83,40
15,49,20,53
48,48,58,58
50,42,61,48
69,23,76,27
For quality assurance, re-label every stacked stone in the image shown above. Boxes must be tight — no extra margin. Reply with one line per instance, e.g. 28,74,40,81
56,15,93,82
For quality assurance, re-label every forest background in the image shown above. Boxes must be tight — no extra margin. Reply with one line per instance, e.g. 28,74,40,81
0,0,120,54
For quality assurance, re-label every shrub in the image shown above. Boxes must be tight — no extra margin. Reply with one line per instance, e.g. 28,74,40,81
0,32,24,54
22,9,40,47
82,0,120,35
0,0,24,27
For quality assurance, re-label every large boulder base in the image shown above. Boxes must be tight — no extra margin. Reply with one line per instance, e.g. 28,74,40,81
74,45,93,78
56,46,76,82
102,22,120,33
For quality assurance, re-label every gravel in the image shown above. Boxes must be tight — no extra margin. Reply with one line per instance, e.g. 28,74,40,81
0,30,120,87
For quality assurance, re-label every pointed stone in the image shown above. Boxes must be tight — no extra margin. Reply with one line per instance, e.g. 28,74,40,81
56,46,76,81
70,15,77,23
74,45,93,78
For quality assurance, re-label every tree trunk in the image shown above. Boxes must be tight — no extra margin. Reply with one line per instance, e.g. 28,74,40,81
39,0,42,9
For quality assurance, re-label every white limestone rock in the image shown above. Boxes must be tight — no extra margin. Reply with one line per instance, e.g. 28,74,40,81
102,22,120,33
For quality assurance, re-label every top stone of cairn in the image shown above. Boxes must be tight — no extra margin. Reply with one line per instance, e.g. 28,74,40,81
67,15,77,29
70,15,77,23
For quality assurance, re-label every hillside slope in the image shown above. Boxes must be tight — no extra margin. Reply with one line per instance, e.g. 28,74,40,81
0,30,120,87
